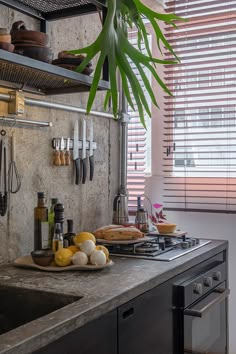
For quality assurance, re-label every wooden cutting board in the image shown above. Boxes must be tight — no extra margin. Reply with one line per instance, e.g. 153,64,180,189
14,255,113,272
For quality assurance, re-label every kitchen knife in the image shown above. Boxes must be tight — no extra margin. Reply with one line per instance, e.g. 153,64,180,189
1,144,7,216
82,119,87,184
0,140,3,215
73,120,80,184
89,120,94,181
60,137,65,166
65,137,70,166
54,138,61,166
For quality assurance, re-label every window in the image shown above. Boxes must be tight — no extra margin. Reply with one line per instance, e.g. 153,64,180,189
163,0,236,212
127,30,152,212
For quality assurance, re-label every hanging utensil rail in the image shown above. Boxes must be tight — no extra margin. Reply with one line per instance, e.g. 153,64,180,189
0,92,114,119
0,116,52,127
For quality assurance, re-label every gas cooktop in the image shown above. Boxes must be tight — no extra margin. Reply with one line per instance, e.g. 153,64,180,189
98,234,211,262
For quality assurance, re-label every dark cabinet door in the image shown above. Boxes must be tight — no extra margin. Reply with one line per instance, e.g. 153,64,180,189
118,281,173,354
34,310,117,354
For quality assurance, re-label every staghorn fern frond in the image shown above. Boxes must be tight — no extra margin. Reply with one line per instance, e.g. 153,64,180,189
69,0,185,127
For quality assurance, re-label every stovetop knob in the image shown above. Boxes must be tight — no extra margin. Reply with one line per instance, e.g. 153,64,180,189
181,241,189,249
193,283,203,295
213,271,222,282
203,276,213,288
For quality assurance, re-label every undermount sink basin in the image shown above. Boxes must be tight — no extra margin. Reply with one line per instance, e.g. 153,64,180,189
0,285,81,335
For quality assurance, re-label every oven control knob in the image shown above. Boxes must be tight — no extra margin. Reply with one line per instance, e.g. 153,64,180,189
193,283,203,295
213,271,222,282
203,276,213,288
181,241,189,249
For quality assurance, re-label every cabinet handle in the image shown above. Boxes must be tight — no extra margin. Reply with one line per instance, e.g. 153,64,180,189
184,288,230,318
122,307,134,319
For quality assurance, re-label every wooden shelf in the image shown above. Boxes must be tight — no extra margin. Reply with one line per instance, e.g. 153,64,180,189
0,50,110,95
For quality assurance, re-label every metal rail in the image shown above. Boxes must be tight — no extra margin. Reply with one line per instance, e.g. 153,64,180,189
0,116,52,127
0,92,114,119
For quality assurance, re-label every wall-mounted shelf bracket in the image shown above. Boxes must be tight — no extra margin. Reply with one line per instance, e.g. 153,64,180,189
8,90,24,115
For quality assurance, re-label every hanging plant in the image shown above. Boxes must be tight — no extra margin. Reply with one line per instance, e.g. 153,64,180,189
69,0,184,127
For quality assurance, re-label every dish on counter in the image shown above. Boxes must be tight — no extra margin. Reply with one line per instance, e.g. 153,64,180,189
31,250,54,266
155,223,177,234
14,255,113,272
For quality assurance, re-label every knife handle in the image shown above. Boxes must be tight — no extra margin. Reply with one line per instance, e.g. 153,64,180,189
60,150,65,166
0,193,3,215
82,158,87,184
1,193,7,216
54,151,61,166
89,155,94,181
65,151,70,166
75,158,80,185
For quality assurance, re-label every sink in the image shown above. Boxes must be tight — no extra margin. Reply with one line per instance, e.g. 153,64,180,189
0,285,81,335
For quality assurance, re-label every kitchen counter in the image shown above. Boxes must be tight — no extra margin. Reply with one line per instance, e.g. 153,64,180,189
0,239,227,354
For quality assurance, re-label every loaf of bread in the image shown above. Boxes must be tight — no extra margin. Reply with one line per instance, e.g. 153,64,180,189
103,227,144,240
93,225,122,239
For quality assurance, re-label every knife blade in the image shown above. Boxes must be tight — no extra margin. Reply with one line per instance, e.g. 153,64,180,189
82,119,87,184
65,137,70,166
73,120,80,184
1,144,7,216
60,137,65,166
89,120,94,181
0,140,3,215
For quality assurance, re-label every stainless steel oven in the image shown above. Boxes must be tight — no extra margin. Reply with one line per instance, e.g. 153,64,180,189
174,261,229,354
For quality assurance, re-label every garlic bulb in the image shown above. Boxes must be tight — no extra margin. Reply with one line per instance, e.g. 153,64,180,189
90,250,106,266
72,251,88,266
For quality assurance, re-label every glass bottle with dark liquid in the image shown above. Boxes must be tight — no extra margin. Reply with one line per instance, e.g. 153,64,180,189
63,219,76,247
34,192,49,250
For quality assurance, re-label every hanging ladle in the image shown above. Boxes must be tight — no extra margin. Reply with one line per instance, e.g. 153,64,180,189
8,133,21,193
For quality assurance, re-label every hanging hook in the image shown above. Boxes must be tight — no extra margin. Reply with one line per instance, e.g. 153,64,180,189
0,116,7,136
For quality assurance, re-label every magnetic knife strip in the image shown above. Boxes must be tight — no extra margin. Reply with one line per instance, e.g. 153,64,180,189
52,138,97,151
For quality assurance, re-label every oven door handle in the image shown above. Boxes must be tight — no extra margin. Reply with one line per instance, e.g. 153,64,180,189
184,288,230,318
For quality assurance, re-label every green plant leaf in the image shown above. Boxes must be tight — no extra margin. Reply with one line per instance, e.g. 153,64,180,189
104,90,112,111
69,0,184,127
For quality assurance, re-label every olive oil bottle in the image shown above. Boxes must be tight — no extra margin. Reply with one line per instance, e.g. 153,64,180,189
48,197,58,247
34,192,49,250
52,223,63,252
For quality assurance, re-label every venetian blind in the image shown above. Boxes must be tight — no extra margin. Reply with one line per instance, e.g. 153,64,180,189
163,0,236,212
127,31,152,212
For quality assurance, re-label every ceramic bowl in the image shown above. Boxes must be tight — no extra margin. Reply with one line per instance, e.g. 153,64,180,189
31,250,54,266
11,30,49,46
156,223,177,234
0,42,14,52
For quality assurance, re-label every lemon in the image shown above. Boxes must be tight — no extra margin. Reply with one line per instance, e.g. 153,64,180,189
54,248,73,267
96,245,109,261
73,232,96,245
67,245,80,254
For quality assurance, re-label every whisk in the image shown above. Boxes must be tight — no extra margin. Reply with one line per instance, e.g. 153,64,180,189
8,134,21,193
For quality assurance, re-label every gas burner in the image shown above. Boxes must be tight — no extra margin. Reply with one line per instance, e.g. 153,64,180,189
135,243,159,254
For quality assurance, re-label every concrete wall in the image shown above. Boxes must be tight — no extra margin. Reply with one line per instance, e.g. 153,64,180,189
0,5,120,263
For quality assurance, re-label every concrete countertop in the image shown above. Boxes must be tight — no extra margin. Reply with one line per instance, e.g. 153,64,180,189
0,239,227,354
